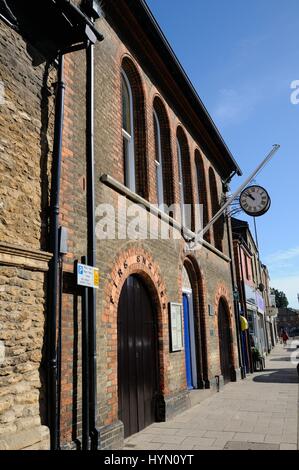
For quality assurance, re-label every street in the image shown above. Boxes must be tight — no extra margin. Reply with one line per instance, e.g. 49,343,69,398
123,342,299,451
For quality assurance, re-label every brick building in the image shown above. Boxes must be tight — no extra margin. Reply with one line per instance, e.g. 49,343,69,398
0,0,102,450
277,308,299,337
232,217,269,372
261,263,278,350
0,11,55,449
0,0,244,450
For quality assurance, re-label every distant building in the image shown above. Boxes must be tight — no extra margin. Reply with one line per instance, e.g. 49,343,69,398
232,217,269,372
277,308,299,336
261,264,278,349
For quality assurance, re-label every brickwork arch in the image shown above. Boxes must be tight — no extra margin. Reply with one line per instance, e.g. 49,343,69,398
194,149,211,243
153,96,174,207
102,247,169,424
209,167,224,252
180,255,210,387
121,57,148,199
214,285,237,372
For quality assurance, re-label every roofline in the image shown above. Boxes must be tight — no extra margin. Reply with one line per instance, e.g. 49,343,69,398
140,0,242,176
232,217,259,254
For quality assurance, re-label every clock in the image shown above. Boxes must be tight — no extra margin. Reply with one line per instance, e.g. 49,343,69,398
239,185,271,217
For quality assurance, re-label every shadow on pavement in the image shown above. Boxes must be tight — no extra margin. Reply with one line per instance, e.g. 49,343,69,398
253,368,299,384
269,357,293,362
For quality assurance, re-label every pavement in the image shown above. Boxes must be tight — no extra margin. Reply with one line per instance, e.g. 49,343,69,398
123,341,299,451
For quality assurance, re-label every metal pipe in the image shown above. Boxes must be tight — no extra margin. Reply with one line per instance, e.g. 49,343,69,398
81,256,90,450
0,12,18,30
56,255,64,448
47,53,65,451
86,39,98,449
193,145,280,244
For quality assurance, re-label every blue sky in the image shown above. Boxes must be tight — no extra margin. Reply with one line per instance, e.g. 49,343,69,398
147,0,299,308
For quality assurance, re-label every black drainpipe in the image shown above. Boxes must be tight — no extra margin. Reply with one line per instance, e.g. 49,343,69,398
47,53,65,451
86,38,98,449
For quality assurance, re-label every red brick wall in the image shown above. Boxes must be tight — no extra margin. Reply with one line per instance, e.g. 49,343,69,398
57,12,238,447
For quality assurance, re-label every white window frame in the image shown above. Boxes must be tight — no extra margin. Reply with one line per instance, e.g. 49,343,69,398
177,138,186,226
121,70,136,192
153,109,164,206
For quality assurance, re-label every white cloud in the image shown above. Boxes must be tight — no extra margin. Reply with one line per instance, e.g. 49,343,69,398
270,275,299,309
214,87,260,125
266,246,299,264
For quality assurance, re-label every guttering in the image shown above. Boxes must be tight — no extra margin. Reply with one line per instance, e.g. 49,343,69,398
86,35,98,450
57,0,104,42
47,54,65,451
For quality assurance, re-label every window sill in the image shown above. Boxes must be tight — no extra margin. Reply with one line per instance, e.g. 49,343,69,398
100,174,231,263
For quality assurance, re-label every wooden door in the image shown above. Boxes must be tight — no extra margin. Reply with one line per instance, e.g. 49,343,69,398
218,299,232,383
117,275,158,438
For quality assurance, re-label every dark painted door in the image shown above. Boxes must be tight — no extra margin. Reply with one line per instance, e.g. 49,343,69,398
118,275,158,438
183,293,193,389
218,300,232,383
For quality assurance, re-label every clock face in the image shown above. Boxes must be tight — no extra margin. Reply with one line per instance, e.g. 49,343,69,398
239,185,271,217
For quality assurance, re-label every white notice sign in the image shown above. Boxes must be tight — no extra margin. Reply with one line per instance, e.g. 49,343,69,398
77,263,99,289
169,302,183,352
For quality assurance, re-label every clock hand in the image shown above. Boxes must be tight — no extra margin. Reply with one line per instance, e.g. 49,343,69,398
248,194,255,201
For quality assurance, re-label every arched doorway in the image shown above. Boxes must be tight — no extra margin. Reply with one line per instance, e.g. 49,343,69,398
117,275,159,438
182,291,197,389
218,298,233,383
182,262,208,389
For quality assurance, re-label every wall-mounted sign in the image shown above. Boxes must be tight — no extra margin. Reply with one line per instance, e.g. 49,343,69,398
77,263,99,289
256,291,265,313
270,294,276,307
266,307,278,317
245,284,256,306
169,302,183,352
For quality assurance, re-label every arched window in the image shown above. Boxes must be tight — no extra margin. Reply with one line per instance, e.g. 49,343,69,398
176,128,194,230
153,97,174,208
153,109,164,206
121,58,148,199
195,150,210,243
121,70,135,192
209,167,224,252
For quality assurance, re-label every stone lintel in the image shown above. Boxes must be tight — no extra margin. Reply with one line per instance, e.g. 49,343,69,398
0,242,52,272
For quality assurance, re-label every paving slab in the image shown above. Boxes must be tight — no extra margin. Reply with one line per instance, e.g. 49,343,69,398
224,441,279,450
122,343,298,450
